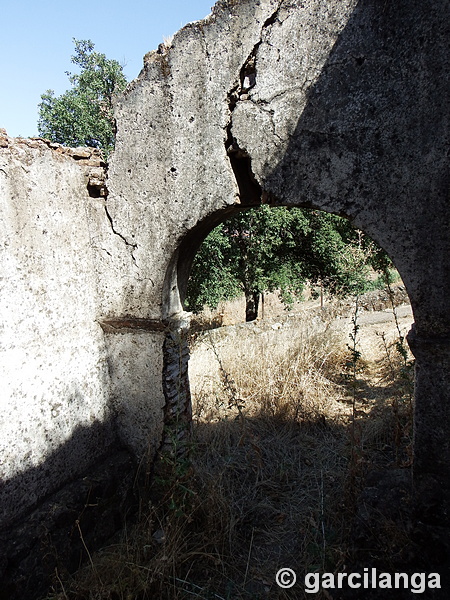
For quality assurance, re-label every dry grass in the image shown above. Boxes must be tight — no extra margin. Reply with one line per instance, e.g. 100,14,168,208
192,318,350,423
44,302,414,600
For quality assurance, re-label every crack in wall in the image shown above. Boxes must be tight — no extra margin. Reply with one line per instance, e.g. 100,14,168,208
225,1,285,205
104,204,138,266
155,1,286,474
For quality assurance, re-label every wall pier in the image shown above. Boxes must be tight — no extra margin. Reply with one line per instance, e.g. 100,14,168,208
408,328,450,526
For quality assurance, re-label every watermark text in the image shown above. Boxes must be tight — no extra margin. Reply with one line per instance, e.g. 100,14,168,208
275,568,441,594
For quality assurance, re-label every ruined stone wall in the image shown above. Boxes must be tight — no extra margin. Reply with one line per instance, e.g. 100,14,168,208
0,133,119,527
0,129,173,596
0,132,149,597
103,0,449,530
0,0,449,594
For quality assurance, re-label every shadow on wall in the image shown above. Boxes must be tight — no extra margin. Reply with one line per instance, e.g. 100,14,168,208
0,419,136,600
262,0,449,323
259,0,450,564
0,416,116,529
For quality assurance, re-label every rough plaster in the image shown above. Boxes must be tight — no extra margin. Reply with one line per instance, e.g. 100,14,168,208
102,328,165,458
0,137,116,527
0,0,449,594
104,0,449,499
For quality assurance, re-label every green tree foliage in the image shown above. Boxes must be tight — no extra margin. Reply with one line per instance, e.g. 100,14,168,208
186,207,392,321
38,39,127,156
295,210,375,298
186,226,242,315
187,206,307,320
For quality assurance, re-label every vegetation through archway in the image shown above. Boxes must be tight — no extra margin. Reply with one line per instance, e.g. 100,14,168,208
186,205,395,322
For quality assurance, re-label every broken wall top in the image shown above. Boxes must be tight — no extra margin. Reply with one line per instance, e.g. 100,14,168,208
103,0,449,337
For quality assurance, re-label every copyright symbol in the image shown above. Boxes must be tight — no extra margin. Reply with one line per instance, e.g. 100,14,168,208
276,568,297,589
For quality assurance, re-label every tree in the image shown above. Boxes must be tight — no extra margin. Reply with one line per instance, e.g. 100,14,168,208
293,210,375,299
38,39,127,156
185,226,242,315
186,206,308,321
186,207,391,321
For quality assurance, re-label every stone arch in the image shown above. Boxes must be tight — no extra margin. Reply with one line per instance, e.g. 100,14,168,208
104,0,448,535
158,197,414,477
162,206,243,320
166,202,415,323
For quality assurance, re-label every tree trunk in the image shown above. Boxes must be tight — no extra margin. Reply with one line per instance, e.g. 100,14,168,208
245,291,260,322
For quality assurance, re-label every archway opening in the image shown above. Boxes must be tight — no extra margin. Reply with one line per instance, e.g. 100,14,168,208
163,204,417,594
185,205,402,323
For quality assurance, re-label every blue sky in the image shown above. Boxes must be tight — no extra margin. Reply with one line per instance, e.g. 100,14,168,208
0,0,214,138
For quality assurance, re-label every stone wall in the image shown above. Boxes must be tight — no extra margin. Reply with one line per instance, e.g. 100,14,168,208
0,134,114,526
104,0,449,543
0,0,449,594
0,130,175,597
0,134,139,597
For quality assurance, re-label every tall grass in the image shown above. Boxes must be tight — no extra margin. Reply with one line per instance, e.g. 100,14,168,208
45,300,414,600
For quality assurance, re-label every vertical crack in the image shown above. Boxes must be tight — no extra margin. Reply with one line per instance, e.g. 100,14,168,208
225,2,284,205
104,204,138,265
